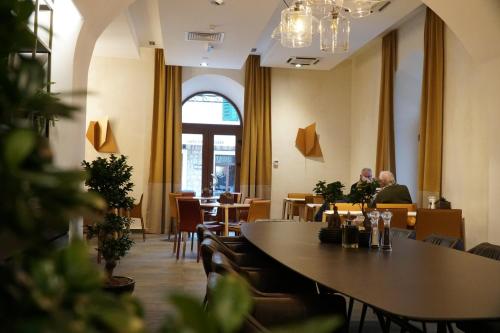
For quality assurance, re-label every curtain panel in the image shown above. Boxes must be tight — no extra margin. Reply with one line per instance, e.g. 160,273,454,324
417,8,445,206
376,30,398,178
240,55,272,199
146,49,182,234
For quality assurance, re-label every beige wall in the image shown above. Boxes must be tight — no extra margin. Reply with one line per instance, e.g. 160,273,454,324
349,39,382,181
270,62,352,218
85,48,155,203
442,27,500,248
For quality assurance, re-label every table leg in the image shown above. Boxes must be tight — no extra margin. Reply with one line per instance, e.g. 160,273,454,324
224,206,229,236
282,199,286,219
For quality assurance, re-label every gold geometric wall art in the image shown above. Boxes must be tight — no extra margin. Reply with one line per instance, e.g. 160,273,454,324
86,117,118,153
295,122,323,158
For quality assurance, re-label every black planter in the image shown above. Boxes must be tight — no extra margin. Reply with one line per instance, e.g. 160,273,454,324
319,227,342,244
103,276,135,295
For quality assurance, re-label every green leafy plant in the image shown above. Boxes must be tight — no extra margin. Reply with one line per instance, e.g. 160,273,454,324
313,180,345,204
347,179,380,213
82,154,135,282
0,0,144,331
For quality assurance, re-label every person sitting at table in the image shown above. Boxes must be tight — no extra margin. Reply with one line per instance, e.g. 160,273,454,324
371,170,412,207
349,167,373,196
313,167,374,221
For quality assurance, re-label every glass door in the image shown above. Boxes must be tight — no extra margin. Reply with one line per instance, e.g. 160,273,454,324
212,135,237,196
181,133,203,196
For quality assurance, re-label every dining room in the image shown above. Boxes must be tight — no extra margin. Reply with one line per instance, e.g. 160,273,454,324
3,0,500,332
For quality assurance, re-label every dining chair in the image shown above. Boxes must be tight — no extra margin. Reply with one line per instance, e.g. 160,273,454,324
422,233,461,249
390,227,416,239
180,191,196,196
376,203,417,228
168,193,183,252
287,193,311,220
304,195,324,221
415,209,464,247
238,197,261,222
127,194,146,241
176,198,222,261
228,200,271,234
468,242,500,260
378,208,408,230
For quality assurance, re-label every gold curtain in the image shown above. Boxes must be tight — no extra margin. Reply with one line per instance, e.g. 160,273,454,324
417,8,444,206
240,55,272,199
376,30,398,177
146,49,182,234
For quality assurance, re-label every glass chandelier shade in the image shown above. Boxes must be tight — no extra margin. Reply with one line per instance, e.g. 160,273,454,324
350,0,372,18
280,1,313,48
319,10,350,53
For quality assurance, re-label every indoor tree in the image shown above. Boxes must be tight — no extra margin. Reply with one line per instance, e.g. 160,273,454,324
82,154,135,285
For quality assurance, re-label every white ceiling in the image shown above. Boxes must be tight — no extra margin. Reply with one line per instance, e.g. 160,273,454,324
158,0,281,69
95,0,425,70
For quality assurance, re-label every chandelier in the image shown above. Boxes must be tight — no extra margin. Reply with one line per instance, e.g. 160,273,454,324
273,0,385,53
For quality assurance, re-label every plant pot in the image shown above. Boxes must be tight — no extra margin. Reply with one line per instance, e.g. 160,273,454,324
103,276,135,295
319,227,342,244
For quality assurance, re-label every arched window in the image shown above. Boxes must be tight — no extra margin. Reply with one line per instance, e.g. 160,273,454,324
181,92,242,197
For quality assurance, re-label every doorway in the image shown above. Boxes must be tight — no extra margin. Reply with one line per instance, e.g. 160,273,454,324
181,92,242,197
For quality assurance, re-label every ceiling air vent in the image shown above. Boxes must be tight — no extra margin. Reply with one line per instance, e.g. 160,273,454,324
287,56,320,67
185,32,225,43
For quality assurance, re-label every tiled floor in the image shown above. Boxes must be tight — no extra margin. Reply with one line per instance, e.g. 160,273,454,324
99,233,444,333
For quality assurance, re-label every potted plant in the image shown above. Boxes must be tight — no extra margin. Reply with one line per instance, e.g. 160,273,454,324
314,181,345,243
82,154,135,294
347,179,379,247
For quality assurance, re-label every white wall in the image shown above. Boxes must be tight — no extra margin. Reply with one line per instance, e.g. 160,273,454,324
270,62,352,218
349,39,382,181
85,48,155,203
49,1,84,168
394,9,425,200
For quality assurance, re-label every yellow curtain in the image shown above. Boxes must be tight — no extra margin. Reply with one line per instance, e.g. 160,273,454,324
417,8,444,206
146,49,182,234
376,30,398,178
240,55,272,199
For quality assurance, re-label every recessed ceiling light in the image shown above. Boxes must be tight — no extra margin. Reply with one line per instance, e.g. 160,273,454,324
201,62,208,67
295,64,302,68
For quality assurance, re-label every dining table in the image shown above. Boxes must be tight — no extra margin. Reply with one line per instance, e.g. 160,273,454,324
200,202,250,236
241,222,500,332
281,198,306,220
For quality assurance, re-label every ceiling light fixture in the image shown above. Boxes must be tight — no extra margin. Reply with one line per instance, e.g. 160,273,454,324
201,62,208,67
295,63,302,68
273,0,385,53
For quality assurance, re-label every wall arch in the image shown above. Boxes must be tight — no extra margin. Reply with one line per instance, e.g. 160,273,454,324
182,74,245,118
421,0,500,63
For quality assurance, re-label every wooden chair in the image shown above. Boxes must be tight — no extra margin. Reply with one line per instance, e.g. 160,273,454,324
415,209,464,245
239,197,262,222
176,198,222,261
180,191,196,196
423,234,461,249
376,203,417,228
229,200,271,234
128,194,146,241
304,195,324,222
287,193,311,220
168,193,183,252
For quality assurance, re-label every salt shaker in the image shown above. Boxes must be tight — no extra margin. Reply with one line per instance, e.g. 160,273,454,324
369,210,380,249
381,210,393,251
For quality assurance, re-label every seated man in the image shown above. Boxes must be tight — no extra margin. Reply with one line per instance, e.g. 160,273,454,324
371,171,412,207
349,167,373,196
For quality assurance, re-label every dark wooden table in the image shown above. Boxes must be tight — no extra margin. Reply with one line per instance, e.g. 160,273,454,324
241,222,500,325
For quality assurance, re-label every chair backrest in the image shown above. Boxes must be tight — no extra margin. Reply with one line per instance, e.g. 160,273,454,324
391,227,416,239
247,200,271,223
468,242,500,261
168,193,183,219
232,192,242,204
305,195,324,204
376,203,417,211
128,194,143,219
287,193,311,199
243,197,262,205
423,233,461,249
177,198,203,233
378,208,408,230
415,209,464,242
180,191,196,197
334,202,362,211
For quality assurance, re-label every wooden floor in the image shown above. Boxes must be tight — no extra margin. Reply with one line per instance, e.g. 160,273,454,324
96,233,443,333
